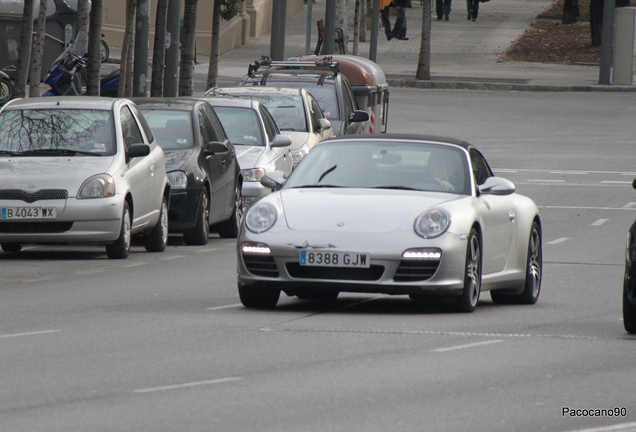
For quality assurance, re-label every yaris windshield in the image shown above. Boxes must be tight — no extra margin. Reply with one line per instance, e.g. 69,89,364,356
285,141,471,195
0,109,115,156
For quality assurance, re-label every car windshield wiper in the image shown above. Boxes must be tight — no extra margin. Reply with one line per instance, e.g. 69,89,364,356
317,164,337,183
291,184,344,189
373,186,421,191
15,148,103,156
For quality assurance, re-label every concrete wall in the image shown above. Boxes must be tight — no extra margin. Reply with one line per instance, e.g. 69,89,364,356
101,0,304,57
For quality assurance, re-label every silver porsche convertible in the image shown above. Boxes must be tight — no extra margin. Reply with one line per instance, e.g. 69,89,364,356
237,134,542,312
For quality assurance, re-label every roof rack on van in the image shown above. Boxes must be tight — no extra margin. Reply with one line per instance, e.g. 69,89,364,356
246,56,341,77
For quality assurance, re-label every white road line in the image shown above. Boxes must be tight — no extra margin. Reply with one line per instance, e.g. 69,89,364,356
549,171,589,175
564,422,636,432
602,181,633,184
527,179,566,183
207,303,242,311
591,219,609,226
547,238,570,245
624,202,636,208
433,340,504,352
543,206,636,211
132,377,242,394
0,330,60,339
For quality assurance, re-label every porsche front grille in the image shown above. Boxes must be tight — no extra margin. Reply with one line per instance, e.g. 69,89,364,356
285,263,385,281
0,189,68,203
394,260,441,282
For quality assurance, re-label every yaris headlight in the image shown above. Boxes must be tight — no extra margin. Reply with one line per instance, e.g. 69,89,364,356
78,174,115,199
245,202,278,233
414,209,451,239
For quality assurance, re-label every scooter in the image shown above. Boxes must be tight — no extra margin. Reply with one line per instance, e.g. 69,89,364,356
42,31,120,97
0,70,14,105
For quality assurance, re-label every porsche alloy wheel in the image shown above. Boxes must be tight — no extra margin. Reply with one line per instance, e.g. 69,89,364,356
491,221,542,305
452,228,481,313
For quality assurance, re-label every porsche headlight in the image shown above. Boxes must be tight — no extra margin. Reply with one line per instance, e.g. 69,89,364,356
245,202,277,233
242,168,266,182
78,174,115,199
414,209,451,239
167,171,187,188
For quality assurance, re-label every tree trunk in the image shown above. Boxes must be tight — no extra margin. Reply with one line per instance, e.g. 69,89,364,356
359,0,367,42
179,0,198,96
76,0,90,36
589,0,603,46
86,0,103,96
14,0,35,98
335,0,349,54
119,0,137,97
562,0,579,24
28,0,47,97
151,0,169,96
416,0,431,80
206,0,222,90
352,0,360,56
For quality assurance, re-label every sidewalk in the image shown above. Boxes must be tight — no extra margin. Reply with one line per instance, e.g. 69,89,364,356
209,2,636,92
99,2,626,92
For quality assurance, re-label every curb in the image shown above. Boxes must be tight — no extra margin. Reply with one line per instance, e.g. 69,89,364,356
386,78,636,92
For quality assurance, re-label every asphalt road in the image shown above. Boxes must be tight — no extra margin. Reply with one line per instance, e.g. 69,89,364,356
2,89,636,432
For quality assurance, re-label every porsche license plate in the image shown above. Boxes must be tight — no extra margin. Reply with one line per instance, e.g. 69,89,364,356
1,207,57,219
299,251,370,268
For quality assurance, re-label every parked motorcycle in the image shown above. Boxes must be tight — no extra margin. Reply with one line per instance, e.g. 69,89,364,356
42,31,120,97
0,70,14,105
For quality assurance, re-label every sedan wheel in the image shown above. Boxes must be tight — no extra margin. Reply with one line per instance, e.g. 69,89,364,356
144,198,168,252
184,189,210,245
491,221,542,305
217,184,242,239
106,203,131,259
238,283,280,308
450,228,481,313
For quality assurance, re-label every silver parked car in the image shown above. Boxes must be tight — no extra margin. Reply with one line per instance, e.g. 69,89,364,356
0,96,170,259
204,86,335,167
201,97,293,210
237,134,543,312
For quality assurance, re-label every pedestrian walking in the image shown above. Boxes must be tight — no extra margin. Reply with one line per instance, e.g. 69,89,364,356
380,0,395,40
392,0,411,40
436,0,452,21
466,0,479,21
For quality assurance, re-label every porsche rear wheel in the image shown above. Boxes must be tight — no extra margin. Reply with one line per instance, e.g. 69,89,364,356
491,221,542,305
450,228,481,313
238,283,280,309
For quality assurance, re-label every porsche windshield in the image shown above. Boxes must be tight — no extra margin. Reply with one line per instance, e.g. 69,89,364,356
0,109,115,156
286,141,471,195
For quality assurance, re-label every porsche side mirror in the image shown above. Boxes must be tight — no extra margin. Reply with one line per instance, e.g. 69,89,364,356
478,176,516,196
260,170,287,190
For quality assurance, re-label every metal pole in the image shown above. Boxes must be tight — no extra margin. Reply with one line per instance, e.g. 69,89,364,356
598,0,616,84
270,0,287,60
164,0,181,97
305,0,313,55
133,0,150,96
324,0,336,54
370,0,380,62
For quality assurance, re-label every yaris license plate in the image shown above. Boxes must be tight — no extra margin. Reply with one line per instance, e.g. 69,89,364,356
299,251,370,268
1,207,57,219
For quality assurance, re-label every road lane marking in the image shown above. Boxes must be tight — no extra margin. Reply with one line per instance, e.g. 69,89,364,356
601,181,633,185
624,202,636,208
542,206,636,211
591,219,609,226
527,179,566,183
549,171,589,175
547,238,569,245
132,377,242,393
207,303,242,311
564,422,636,432
0,330,60,339
433,340,504,352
